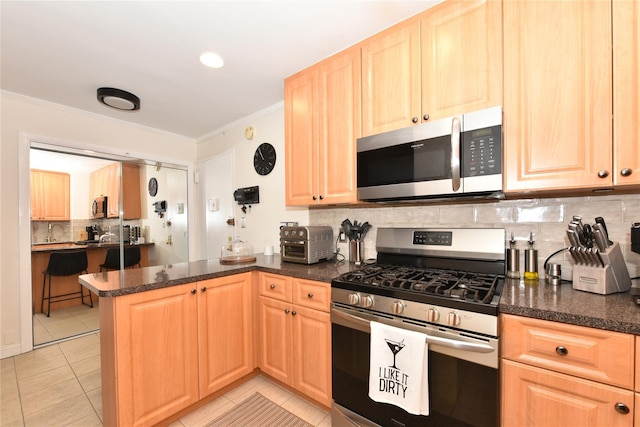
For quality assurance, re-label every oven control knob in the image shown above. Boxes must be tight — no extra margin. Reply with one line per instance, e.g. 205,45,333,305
361,295,374,308
447,311,461,327
392,301,405,315
348,293,360,305
426,308,440,322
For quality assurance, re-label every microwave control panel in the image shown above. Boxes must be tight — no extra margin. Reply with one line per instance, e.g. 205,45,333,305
462,124,502,177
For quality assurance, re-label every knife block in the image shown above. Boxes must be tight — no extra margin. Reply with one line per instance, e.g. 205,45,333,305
572,242,631,295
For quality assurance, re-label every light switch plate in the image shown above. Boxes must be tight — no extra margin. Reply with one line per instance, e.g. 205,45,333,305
208,198,219,212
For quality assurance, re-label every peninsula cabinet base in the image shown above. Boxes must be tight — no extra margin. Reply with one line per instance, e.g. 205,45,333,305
502,360,634,427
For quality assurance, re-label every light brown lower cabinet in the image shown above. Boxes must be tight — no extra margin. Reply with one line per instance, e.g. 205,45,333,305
501,314,634,426
101,273,253,427
258,273,332,407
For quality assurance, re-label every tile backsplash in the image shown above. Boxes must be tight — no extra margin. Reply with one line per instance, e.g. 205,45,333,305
310,194,640,281
31,218,142,244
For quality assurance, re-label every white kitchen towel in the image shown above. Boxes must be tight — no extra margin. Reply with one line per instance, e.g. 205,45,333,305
368,321,429,415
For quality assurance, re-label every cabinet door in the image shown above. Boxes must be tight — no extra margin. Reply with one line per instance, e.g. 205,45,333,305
30,170,70,221
317,47,360,204
198,274,253,397
258,296,293,385
292,305,331,407
503,0,613,192
285,68,319,206
502,360,633,427
613,0,640,186
112,284,199,427
122,163,142,219
107,163,120,218
361,19,421,136
420,0,502,121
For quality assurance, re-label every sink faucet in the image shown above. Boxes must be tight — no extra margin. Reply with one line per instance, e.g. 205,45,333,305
45,223,53,242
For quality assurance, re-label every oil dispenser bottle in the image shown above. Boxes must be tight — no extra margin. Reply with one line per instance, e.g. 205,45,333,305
506,233,520,279
524,232,539,282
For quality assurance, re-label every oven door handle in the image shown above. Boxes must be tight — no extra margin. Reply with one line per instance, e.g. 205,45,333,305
332,307,495,354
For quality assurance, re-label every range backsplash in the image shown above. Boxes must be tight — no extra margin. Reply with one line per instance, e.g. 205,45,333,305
310,194,640,281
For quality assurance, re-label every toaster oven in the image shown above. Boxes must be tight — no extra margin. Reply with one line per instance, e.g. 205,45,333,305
280,226,333,264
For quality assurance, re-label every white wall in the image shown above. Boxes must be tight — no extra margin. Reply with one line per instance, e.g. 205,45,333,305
0,92,197,358
196,106,309,256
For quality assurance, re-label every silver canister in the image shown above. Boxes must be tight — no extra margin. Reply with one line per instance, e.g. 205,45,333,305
546,263,562,286
506,248,520,279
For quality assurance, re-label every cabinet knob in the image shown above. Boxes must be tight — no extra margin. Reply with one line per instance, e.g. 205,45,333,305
597,170,609,178
411,116,419,124
555,346,568,356
319,195,324,200
285,308,291,314
620,168,633,177
614,402,630,415
312,196,317,201
191,289,197,295
270,284,276,289
307,292,314,298
292,311,297,316
423,114,430,121
200,286,207,292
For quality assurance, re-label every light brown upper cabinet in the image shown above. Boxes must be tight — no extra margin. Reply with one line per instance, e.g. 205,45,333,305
504,0,640,192
285,46,360,206
30,169,70,221
90,162,141,219
613,0,640,187
361,0,502,137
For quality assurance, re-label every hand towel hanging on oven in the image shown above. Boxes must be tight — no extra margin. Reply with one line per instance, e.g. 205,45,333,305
368,321,429,415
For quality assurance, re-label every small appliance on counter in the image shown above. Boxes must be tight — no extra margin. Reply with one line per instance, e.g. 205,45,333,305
280,226,333,264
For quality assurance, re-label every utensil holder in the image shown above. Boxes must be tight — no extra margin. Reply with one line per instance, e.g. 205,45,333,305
572,242,631,294
349,240,363,265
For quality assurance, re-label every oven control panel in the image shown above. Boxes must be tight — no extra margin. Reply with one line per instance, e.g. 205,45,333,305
413,230,452,246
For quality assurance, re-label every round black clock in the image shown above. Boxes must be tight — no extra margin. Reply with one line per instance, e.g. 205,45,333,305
254,142,276,176
148,177,158,196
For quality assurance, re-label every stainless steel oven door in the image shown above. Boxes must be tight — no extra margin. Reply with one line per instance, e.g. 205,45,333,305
280,239,308,262
331,304,499,427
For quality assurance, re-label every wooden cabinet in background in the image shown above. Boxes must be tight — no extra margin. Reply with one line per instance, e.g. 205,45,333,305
360,0,501,137
101,273,253,426
613,0,640,187
285,46,360,206
501,314,634,426
90,162,141,219
258,273,331,407
502,0,633,193
30,169,70,221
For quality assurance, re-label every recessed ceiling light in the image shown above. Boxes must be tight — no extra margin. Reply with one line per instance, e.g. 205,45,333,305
200,52,224,68
97,87,140,111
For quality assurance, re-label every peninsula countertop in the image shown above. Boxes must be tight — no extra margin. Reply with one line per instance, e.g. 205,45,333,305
80,255,640,334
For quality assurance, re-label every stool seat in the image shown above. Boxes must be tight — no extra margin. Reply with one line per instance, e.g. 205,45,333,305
41,250,93,317
100,246,141,271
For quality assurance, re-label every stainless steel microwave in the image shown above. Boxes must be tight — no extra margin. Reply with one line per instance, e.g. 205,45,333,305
91,196,108,218
357,106,503,202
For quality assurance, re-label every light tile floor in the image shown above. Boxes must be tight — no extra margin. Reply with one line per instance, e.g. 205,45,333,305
1,333,331,426
33,301,100,346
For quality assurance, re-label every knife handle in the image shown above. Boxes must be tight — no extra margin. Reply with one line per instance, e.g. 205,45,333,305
593,224,610,249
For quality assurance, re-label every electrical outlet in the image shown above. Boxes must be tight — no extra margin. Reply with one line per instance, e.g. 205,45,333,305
339,230,347,243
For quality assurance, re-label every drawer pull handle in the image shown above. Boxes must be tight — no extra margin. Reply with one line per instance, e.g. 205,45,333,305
292,311,297,316
555,346,568,356
615,402,630,415
270,284,276,289
191,289,197,295
201,286,207,292
285,308,291,314
308,292,314,298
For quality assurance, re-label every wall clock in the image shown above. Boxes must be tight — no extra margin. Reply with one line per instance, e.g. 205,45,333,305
254,142,276,176
148,177,158,196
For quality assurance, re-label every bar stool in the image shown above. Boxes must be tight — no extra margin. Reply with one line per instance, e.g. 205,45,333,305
41,250,93,317
99,246,141,271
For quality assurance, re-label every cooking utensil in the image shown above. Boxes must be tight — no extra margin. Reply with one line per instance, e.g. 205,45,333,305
595,216,612,245
592,227,609,251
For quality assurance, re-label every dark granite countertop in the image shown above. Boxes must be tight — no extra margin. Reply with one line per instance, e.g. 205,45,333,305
79,254,359,298
32,241,155,253
80,255,640,335
499,278,640,335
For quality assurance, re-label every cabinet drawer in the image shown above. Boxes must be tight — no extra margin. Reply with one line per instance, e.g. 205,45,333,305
501,314,634,389
636,337,640,391
292,278,330,312
259,273,292,302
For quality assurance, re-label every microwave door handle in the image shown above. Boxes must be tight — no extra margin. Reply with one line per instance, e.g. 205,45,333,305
451,117,461,192
331,306,494,354
91,200,98,217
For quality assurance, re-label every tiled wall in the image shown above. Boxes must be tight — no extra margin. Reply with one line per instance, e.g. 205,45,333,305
310,194,640,281
31,218,141,244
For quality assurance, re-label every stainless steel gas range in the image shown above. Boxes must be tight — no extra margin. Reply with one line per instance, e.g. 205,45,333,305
331,227,505,427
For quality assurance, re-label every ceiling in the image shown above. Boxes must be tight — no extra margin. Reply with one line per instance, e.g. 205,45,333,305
1,1,439,141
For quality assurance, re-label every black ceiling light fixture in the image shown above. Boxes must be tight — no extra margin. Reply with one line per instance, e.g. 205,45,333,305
97,87,140,111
